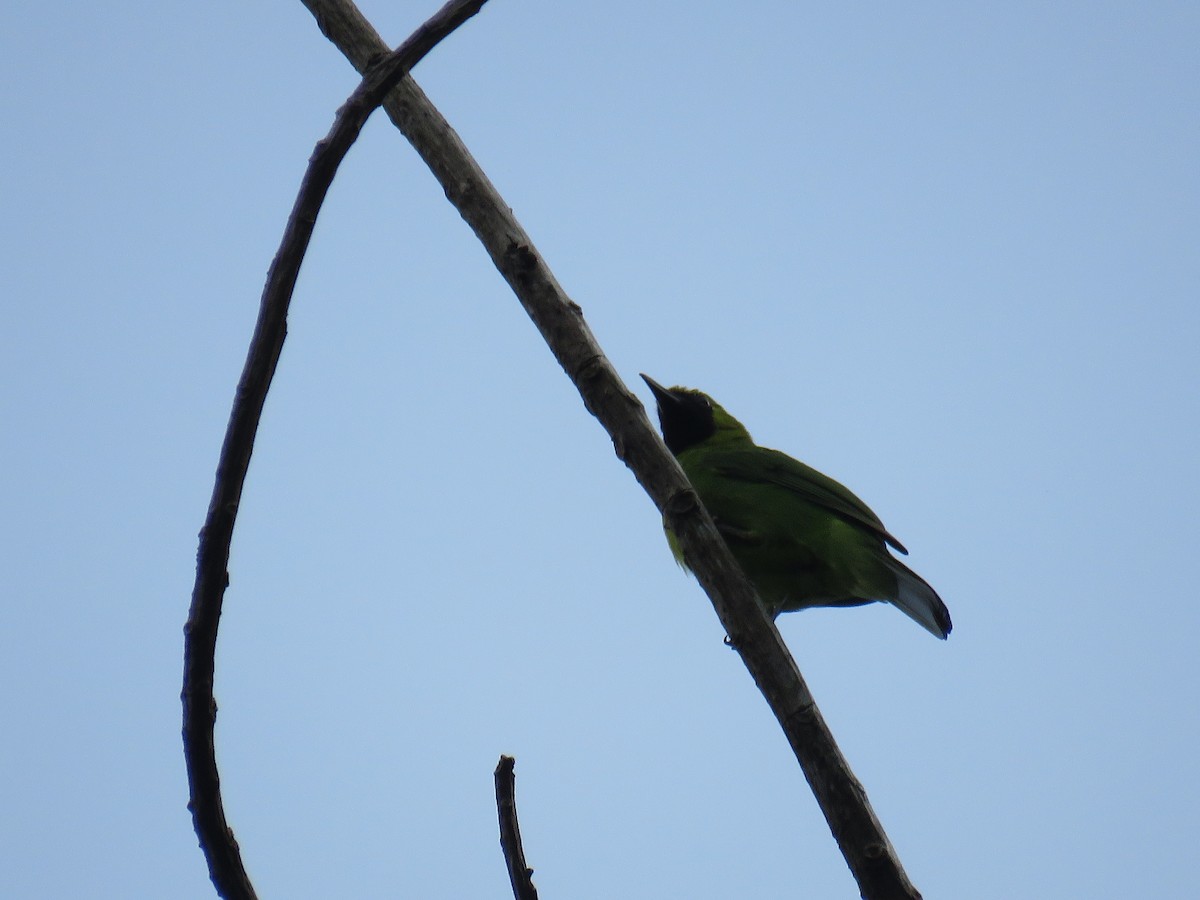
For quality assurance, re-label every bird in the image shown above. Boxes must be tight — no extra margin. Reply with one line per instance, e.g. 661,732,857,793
641,375,951,639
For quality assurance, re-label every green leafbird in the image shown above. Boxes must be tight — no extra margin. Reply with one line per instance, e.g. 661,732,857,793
642,375,951,639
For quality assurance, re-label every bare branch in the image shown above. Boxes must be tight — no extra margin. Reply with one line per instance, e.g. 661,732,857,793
495,756,540,900
181,3,488,898
298,3,924,897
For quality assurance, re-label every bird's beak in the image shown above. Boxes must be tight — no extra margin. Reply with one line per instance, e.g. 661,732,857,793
640,374,677,408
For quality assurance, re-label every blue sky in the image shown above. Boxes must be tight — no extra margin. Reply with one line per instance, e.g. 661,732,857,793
3,2,1198,897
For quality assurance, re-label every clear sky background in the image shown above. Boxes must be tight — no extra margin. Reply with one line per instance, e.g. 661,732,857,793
3,2,1198,898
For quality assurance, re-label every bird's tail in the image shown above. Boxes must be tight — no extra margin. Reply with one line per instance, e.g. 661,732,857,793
886,557,952,639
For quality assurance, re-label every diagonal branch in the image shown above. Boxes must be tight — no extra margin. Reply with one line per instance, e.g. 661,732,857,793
299,2,924,897
181,3,488,898
495,756,540,900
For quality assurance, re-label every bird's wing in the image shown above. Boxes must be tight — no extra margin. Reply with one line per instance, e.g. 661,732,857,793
713,447,909,554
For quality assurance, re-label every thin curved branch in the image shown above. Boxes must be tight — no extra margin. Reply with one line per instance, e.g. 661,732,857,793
181,3,489,898
298,2,923,897
495,756,540,900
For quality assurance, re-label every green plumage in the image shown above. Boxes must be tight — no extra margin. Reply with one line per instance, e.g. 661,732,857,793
643,376,951,639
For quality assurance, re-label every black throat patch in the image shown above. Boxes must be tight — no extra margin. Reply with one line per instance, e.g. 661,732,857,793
657,390,716,455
